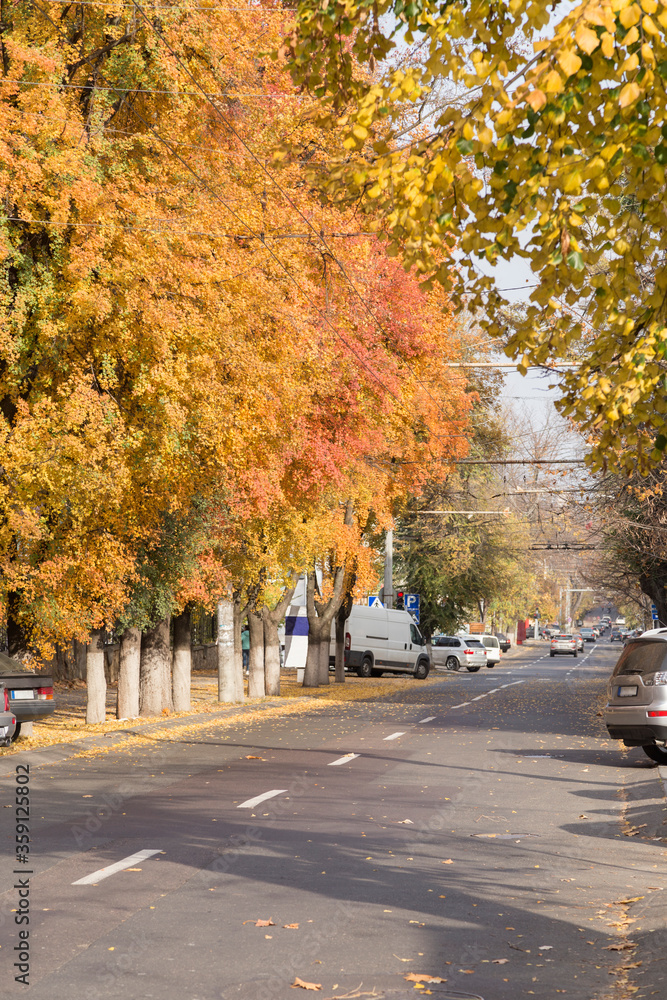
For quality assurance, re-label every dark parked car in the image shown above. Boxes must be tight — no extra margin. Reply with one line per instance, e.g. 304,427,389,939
579,628,596,642
494,632,511,653
610,629,623,642
0,652,55,740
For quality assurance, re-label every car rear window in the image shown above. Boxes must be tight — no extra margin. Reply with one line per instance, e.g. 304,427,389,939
0,651,34,674
555,634,572,639
613,640,667,677
465,639,484,648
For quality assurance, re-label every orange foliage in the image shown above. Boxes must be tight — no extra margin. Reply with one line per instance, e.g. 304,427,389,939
0,2,472,647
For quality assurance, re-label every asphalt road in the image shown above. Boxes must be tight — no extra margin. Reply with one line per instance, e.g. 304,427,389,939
2,639,667,1000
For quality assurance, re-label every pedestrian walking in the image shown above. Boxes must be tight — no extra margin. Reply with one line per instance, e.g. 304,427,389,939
241,625,250,674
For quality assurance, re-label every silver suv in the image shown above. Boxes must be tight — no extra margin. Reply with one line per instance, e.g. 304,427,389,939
430,636,487,672
604,629,667,763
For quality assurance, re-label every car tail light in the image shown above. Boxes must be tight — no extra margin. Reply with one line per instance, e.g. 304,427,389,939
464,649,473,654
3,688,7,711
36,686,53,700
649,672,667,686
648,711,667,717
344,632,351,651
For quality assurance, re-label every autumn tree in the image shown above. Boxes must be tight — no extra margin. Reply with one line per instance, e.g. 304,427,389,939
285,0,667,472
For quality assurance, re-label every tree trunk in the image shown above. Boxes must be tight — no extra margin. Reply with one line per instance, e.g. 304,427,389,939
140,617,171,716
218,598,241,702
232,593,246,700
247,609,265,698
172,610,192,712
7,591,28,661
86,628,107,724
303,620,324,688
303,557,347,687
263,613,281,696
262,583,296,697
117,627,141,719
334,585,355,684
73,637,87,679
318,629,331,685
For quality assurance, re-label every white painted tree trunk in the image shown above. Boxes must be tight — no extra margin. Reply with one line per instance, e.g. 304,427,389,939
263,614,281,696
86,628,107,724
172,611,191,712
218,598,241,702
140,618,171,716
117,627,141,719
247,609,265,698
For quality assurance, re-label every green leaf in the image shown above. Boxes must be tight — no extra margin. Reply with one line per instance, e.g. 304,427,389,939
656,144,667,165
456,137,474,155
655,434,667,451
566,250,585,270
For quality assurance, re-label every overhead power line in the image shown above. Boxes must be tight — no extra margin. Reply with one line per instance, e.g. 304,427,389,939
454,459,586,465
3,217,374,240
0,78,300,99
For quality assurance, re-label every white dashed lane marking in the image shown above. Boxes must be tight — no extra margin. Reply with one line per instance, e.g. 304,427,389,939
418,716,436,724
328,753,361,766
384,732,406,741
237,789,287,809
72,849,162,886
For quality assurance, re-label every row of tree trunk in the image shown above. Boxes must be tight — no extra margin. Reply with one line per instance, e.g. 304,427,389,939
85,610,194,724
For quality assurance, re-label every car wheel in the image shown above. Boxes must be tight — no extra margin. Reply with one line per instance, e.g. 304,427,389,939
467,666,481,672
357,658,373,679
550,652,555,657
486,663,494,668
445,656,460,672
414,661,429,680
643,744,667,764
573,651,577,657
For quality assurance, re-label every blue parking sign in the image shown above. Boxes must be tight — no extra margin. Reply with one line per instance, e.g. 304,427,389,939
404,593,420,623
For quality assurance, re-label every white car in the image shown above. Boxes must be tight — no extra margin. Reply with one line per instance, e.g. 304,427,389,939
479,634,501,666
431,635,487,672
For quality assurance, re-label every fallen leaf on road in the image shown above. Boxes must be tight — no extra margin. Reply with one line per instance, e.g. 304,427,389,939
393,955,413,962
613,897,644,905
492,959,509,964
404,974,447,983
442,859,453,864
604,942,636,951
459,969,475,974
284,923,300,929
241,918,275,927
409,920,425,926
291,977,322,990
537,945,553,950
398,819,414,824
245,755,264,759
82,794,93,798
125,868,143,872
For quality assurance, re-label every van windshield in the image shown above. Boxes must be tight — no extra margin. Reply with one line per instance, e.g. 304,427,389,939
614,640,667,677
410,624,425,646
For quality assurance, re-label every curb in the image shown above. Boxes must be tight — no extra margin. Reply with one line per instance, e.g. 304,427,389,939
0,697,311,778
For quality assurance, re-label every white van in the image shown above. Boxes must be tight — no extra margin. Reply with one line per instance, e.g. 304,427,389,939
479,634,501,666
331,605,430,679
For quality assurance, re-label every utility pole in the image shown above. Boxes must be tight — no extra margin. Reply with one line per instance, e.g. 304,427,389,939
384,529,393,609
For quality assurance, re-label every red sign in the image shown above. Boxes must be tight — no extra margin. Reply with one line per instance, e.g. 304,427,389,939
517,620,527,644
